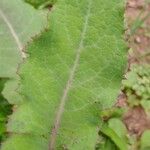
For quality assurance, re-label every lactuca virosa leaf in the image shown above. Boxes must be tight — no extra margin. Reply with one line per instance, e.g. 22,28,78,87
0,0,48,78
2,0,127,149
0,0,48,143
0,0,49,105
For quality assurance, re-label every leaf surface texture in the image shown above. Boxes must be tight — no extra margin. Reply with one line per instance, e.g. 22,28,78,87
0,0,47,77
2,0,127,149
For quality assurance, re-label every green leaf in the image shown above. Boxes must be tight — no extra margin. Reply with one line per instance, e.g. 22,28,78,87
0,0,47,78
100,107,125,119
0,0,48,144
2,77,23,105
108,118,128,143
2,0,127,149
140,130,150,150
96,135,118,150
24,0,56,9
100,123,127,150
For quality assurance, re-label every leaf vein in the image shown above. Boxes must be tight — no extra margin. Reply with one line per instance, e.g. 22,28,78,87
0,8,25,58
49,0,92,149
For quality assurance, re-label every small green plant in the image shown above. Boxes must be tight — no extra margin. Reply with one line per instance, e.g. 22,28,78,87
122,64,150,107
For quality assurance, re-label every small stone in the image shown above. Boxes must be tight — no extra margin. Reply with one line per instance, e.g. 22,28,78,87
128,1,136,8
135,36,141,43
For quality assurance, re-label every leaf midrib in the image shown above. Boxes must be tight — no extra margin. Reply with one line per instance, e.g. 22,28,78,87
49,0,92,149
0,8,25,58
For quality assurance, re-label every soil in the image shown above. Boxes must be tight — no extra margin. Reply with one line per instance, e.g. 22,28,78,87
123,106,150,136
120,0,150,137
126,0,150,64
